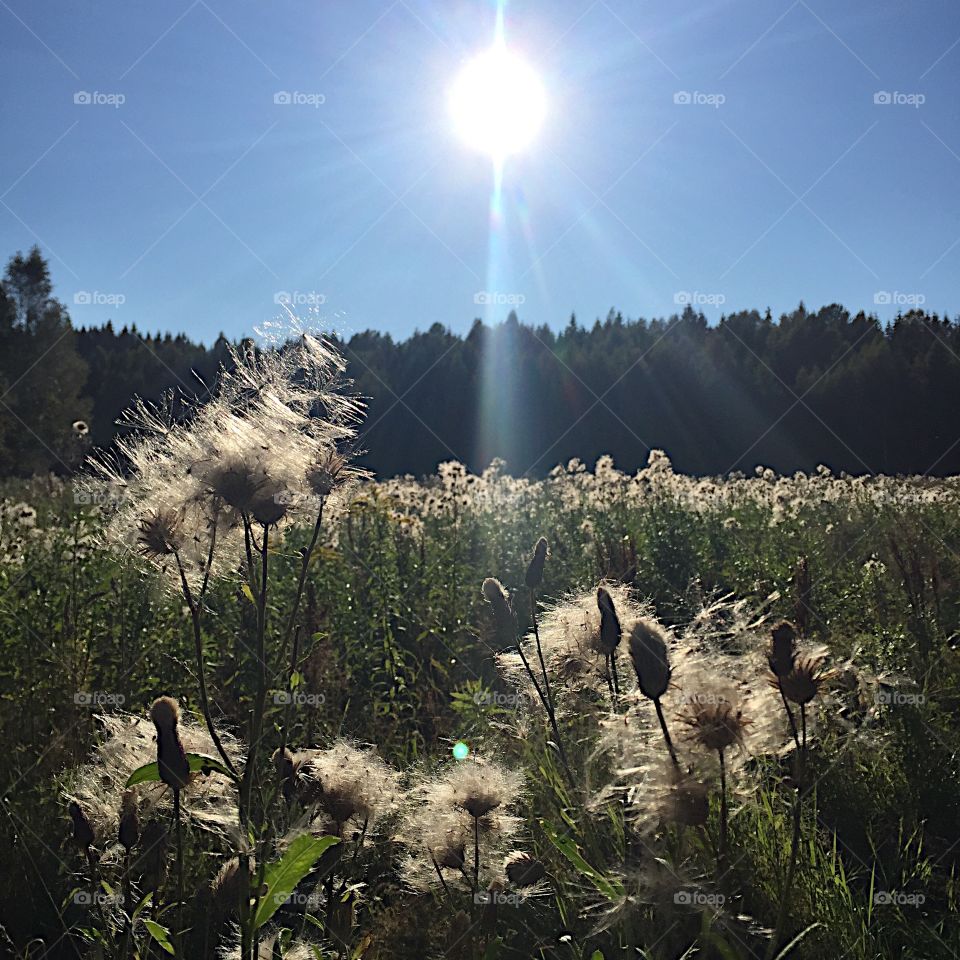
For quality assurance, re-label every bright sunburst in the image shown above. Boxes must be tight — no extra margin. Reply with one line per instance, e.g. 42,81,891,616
449,42,546,161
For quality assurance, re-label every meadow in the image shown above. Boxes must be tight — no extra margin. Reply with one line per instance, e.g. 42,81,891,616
1,336,959,960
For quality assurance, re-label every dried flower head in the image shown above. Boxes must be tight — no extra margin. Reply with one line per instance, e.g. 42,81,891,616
149,696,191,791
430,756,523,820
679,697,750,753
72,420,90,436
768,620,798,679
136,508,185,559
597,586,622,656
777,652,835,706
628,618,672,700
525,536,548,588
69,800,95,852
118,789,139,852
505,851,546,887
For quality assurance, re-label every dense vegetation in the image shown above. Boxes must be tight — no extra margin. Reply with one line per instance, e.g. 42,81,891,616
2,427,959,956
4,246,960,480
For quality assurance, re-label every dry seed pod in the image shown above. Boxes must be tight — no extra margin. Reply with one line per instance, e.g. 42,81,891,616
596,586,622,656
628,618,671,700
118,789,139,853
505,851,546,887
525,537,548,588
149,696,191,791
768,620,798,679
69,801,95,852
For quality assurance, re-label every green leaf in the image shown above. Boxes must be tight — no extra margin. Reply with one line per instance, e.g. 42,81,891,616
590,952,605,960
144,920,175,955
132,891,153,921
543,825,622,902
241,583,255,604
253,835,340,930
772,922,824,960
125,753,237,787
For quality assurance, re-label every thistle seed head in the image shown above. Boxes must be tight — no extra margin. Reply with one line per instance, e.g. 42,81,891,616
679,698,750,753
505,851,546,887
118,789,140,852
69,801,95,851
149,696,191,791
778,653,834,706
768,620,798,679
628,618,672,700
525,537,548,588
597,586,622,656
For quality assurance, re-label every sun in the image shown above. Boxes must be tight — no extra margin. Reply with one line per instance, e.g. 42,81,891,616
449,43,546,161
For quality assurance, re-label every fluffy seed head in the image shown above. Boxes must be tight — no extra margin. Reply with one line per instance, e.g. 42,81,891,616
149,696,180,730
434,757,522,820
628,618,672,700
679,697,750,753
149,696,191,791
137,509,185,559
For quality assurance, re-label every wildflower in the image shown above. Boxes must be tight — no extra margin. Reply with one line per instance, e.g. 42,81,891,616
149,696,190,791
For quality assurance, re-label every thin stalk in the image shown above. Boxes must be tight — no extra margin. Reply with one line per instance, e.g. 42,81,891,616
173,790,184,950
767,703,809,959
610,652,621,698
473,815,481,895
653,698,679,768
777,682,801,751
718,748,728,874
173,551,237,778
430,855,454,905
529,589,555,716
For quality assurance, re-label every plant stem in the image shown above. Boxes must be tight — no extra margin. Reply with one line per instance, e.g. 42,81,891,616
174,551,237,778
173,789,184,950
473,815,480,895
654,698,679,767
718,748,728,875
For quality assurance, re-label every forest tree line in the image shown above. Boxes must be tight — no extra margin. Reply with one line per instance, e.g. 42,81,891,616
2,246,959,479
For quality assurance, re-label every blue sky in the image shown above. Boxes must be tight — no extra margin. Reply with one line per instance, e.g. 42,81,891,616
1,0,959,343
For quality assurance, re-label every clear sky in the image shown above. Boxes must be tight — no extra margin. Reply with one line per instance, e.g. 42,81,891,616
1,0,959,343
